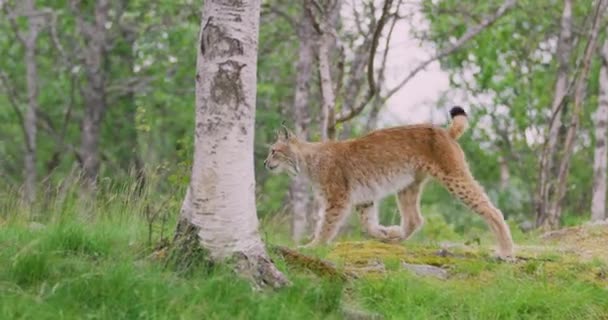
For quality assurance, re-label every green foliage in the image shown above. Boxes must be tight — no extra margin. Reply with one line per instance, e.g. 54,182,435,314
420,0,602,224
0,219,345,319
355,272,608,319
1,183,608,319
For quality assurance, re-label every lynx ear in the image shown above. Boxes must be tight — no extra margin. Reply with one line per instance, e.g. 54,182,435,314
280,125,291,140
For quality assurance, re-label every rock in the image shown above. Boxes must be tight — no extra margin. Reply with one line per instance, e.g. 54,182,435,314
435,248,455,257
28,221,46,231
519,220,535,233
402,263,448,280
341,304,384,320
346,260,386,276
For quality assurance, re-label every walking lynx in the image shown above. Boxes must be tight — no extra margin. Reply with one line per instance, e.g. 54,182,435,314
264,107,514,258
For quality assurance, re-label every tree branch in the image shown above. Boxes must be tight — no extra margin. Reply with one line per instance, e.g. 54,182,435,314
261,3,297,31
335,0,395,124
551,0,607,219
0,70,28,141
3,4,27,45
383,0,517,101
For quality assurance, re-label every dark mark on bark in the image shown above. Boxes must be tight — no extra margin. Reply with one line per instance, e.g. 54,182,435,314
200,22,243,60
210,60,247,113
215,0,244,6
200,17,213,55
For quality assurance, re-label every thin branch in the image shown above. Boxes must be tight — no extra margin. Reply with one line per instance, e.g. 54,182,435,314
383,0,517,101
48,11,68,63
552,0,607,214
261,3,297,31
0,70,28,140
366,0,393,98
36,114,82,163
304,0,323,34
351,0,365,35
3,4,27,45
335,0,395,124
364,7,402,130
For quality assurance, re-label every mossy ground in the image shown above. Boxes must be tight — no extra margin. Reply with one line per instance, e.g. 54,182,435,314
1,208,607,319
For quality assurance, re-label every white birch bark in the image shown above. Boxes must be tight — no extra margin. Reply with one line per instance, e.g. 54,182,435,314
176,0,287,288
318,32,336,141
71,0,109,187
23,0,43,206
536,0,572,227
591,39,608,221
544,0,607,229
499,155,510,191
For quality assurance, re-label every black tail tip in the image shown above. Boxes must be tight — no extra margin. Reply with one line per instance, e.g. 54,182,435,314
449,106,467,118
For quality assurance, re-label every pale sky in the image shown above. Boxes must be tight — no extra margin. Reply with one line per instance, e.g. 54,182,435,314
339,0,457,127
378,1,452,127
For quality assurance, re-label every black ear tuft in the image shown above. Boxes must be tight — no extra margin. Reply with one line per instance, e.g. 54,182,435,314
280,125,290,140
449,106,467,118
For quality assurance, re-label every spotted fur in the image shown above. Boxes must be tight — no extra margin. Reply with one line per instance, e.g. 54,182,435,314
264,107,514,258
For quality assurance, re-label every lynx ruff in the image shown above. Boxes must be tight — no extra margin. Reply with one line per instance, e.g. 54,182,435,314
264,107,514,258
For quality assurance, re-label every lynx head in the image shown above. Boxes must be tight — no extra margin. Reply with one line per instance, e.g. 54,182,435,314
264,125,300,175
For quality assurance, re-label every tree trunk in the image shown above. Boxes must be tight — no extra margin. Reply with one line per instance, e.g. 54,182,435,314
73,0,110,188
498,155,510,191
542,0,606,230
23,0,43,206
318,32,336,141
535,0,572,227
174,0,288,288
591,39,608,222
289,9,315,242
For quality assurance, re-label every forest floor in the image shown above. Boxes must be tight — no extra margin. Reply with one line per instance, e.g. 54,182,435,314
0,214,607,319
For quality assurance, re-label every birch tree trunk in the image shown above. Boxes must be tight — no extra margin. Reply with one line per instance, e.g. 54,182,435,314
542,0,606,229
499,155,510,191
318,32,336,141
71,0,110,188
535,0,572,227
289,9,314,242
23,0,43,206
173,0,288,288
591,39,608,222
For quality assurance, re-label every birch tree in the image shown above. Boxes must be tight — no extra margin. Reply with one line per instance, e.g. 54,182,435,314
536,0,573,227
70,0,110,188
3,0,45,206
172,0,288,288
22,0,43,206
591,38,608,222
543,0,607,229
289,7,315,242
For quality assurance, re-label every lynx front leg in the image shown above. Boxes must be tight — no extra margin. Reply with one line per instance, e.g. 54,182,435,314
301,200,351,248
357,202,404,242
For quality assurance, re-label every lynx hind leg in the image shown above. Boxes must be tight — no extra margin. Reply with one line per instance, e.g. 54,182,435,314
301,198,351,248
357,202,404,242
439,172,514,258
396,177,427,239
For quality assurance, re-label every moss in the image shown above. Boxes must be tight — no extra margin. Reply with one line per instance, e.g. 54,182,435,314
322,239,608,289
272,245,348,281
165,219,213,276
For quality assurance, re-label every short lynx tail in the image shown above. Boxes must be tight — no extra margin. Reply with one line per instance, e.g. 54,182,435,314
448,106,468,140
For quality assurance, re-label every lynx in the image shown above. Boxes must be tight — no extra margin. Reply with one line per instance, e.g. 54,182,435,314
264,107,514,258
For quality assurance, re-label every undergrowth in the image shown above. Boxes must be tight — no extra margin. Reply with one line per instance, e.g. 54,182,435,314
1,184,607,320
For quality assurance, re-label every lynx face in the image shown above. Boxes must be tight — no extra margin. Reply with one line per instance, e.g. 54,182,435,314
264,128,299,175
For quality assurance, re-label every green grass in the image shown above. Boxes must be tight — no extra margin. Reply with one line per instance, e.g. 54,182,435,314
1,191,607,320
